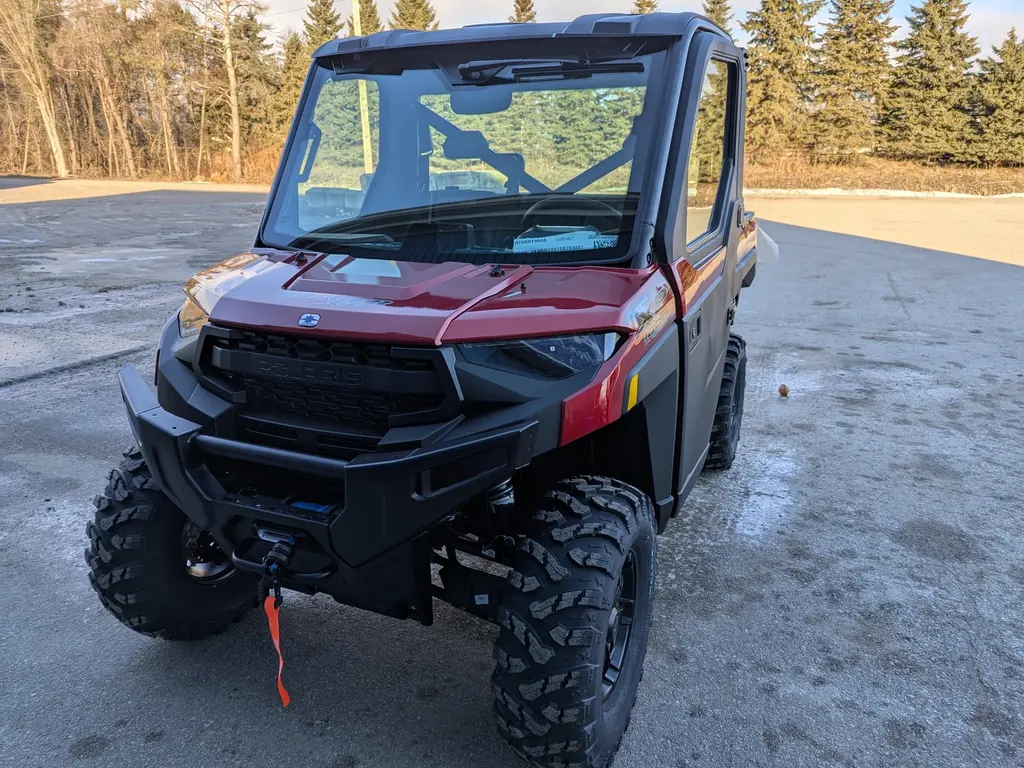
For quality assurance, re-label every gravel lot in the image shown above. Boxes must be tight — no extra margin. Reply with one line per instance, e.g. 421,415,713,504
2,178,1023,767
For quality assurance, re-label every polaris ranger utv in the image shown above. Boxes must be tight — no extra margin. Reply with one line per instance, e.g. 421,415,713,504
86,12,759,767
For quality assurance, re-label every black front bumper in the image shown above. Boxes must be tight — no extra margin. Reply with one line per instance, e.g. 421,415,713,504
120,362,538,619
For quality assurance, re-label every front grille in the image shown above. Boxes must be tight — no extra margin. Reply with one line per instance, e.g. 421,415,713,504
198,327,454,457
243,376,442,429
220,329,434,372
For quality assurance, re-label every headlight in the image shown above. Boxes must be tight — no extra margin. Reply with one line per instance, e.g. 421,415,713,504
459,332,621,379
177,296,209,337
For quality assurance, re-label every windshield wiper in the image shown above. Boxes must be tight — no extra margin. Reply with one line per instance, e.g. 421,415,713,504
512,61,644,82
458,59,644,85
458,58,560,82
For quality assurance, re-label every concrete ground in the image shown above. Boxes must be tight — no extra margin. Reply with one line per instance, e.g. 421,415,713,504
1,179,1023,768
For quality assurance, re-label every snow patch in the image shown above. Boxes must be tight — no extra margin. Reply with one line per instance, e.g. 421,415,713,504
745,187,1024,200
733,447,796,538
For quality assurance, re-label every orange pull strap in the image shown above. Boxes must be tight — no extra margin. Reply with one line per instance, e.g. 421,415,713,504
263,596,291,707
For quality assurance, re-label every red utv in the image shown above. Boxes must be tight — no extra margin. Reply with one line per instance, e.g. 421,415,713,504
87,12,760,767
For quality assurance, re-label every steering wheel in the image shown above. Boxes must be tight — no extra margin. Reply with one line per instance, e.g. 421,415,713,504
522,196,623,232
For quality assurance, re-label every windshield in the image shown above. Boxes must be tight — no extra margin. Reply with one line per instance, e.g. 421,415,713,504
261,41,670,266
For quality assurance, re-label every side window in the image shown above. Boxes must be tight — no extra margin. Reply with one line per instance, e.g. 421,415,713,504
685,58,732,247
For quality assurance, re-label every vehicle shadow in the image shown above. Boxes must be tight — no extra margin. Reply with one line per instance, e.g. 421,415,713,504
125,595,523,768
0,175,51,191
0,188,269,286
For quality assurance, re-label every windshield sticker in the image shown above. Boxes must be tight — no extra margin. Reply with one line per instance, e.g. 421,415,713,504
512,230,618,254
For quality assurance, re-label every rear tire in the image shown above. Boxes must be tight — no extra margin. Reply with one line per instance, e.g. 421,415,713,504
85,446,257,640
492,477,656,768
704,333,747,471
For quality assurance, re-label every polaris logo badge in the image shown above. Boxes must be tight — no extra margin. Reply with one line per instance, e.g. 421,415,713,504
255,357,363,386
298,313,320,328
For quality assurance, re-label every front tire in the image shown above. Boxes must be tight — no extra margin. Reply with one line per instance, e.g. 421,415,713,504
85,446,257,640
493,477,656,768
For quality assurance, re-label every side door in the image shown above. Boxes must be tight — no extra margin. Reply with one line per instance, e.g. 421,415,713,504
660,34,745,500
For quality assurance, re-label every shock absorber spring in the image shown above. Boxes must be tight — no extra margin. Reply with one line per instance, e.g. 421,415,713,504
487,478,516,539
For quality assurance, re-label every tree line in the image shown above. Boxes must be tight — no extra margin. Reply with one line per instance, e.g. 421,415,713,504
0,0,1021,181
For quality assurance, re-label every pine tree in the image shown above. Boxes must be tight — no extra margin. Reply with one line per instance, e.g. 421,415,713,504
389,0,439,30
742,0,822,161
232,9,278,147
273,31,307,134
632,0,658,13
347,0,383,35
880,0,978,163
303,0,342,51
810,0,896,162
975,28,1024,165
702,0,733,35
509,0,536,23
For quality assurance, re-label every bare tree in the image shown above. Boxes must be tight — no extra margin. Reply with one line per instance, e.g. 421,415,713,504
0,0,68,176
185,0,264,180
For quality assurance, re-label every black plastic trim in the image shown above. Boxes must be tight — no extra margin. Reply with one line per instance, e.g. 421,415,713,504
741,261,756,288
621,326,680,531
191,434,349,479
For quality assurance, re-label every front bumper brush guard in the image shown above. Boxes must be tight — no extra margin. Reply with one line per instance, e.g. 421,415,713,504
119,361,539,575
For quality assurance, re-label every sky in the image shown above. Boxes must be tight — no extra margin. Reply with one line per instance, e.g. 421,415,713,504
262,0,1021,53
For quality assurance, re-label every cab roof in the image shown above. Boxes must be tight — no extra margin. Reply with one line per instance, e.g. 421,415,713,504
313,12,727,59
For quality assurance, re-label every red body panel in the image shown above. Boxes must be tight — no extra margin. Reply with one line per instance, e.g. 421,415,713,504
199,250,687,446
444,266,657,343
209,253,664,346
559,268,677,445
669,249,726,316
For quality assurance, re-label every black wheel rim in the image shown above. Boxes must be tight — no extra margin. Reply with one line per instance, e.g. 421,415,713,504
603,550,638,698
182,524,235,585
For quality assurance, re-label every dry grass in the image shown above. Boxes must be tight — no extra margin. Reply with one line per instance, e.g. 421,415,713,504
745,157,1024,196
199,145,283,183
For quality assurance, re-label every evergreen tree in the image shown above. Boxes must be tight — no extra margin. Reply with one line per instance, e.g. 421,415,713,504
880,0,978,162
273,31,308,134
810,0,896,162
633,0,658,13
742,0,822,161
232,8,278,147
702,0,733,35
974,28,1024,165
303,0,342,51
509,0,536,23
389,0,439,30
347,0,383,35
693,59,731,199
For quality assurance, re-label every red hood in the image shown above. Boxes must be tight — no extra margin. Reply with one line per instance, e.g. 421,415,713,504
207,252,655,345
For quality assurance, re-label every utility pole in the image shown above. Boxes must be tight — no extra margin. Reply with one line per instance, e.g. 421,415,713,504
351,0,374,174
